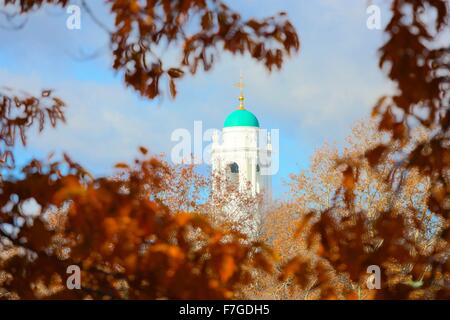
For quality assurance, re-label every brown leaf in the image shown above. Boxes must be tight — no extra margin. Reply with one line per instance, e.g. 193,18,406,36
167,68,184,78
169,78,177,98
365,145,387,167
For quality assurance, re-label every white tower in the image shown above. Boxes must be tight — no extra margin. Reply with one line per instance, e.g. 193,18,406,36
211,76,272,237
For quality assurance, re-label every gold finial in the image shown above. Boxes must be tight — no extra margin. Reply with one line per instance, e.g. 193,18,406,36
235,72,245,110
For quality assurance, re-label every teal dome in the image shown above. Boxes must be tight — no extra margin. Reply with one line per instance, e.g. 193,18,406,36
224,109,259,128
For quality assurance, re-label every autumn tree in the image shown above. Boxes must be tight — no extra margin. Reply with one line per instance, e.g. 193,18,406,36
285,120,436,299
0,0,298,299
205,173,263,239
240,203,326,300
140,159,209,213
2,0,448,301
244,120,432,299
4,0,299,99
0,149,279,299
0,88,65,168
283,0,449,299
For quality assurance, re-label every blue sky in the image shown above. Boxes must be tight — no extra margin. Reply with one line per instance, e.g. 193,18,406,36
0,0,394,199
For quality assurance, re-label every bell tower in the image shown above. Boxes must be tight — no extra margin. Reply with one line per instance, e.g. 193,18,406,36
211,75,272,237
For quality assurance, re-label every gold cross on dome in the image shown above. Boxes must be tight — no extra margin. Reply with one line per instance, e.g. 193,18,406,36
235,72,245,109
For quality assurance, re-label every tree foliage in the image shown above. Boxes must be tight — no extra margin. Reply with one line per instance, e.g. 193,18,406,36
0,0,295,299
0,88,65,167
4,0,299,99
0,149,274,299
283,0,449,299
1,0,449,300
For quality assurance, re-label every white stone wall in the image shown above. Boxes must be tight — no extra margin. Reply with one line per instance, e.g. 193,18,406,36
211,126,272,238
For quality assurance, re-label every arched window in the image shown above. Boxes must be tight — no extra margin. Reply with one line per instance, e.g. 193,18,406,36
226,162,239,189
229,162,239,173
256,164,260,173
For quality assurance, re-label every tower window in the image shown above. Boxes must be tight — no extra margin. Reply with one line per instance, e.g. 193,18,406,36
229,162,239,173
256,164,260,172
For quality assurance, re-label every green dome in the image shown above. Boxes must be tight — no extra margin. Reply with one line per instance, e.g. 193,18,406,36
224,109,259,128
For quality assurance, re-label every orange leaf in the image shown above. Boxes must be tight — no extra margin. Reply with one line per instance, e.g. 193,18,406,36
219,255,236,283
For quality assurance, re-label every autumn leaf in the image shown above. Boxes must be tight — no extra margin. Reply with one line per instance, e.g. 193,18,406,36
219,255,236,283
365,145,387,167
167,68,184,79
